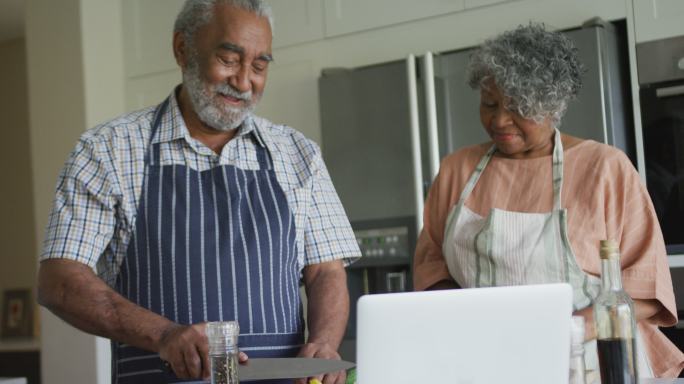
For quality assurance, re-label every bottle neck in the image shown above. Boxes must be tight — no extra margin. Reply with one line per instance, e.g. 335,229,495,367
600,257,623,291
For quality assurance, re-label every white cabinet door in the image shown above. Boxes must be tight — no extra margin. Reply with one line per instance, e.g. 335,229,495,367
122,0,184,78
122,0,323,77
266,0,324,48
633,0,684,43
323,0,466,37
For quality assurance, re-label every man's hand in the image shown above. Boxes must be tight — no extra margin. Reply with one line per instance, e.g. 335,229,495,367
573,306,596,341
159,323,251,380
158,323,210,380
295,342,346,384
297,260,350,384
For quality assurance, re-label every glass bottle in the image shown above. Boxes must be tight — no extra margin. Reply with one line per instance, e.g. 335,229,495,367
206,321,240,384
593,240,638,384
569,316,587,384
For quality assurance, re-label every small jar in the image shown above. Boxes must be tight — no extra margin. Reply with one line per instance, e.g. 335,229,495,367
569,316,587,384
206,321,240,384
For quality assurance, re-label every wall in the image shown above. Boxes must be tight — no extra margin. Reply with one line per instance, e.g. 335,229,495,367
0,38,36,323
262,0,629,148
122,0,629,147
26,0,126,382
22,0,637,382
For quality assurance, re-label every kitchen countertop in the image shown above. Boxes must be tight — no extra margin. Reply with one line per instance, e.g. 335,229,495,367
0,339,40,352
0,378,27,384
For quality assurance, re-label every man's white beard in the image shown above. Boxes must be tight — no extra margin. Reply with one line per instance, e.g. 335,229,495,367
183,58,258,132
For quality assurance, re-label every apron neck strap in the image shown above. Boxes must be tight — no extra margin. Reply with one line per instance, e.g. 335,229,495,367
249,118,273,170
551,128,563,210
457,144,497,206
144,100,274,171
144,98,171,167
457,128,564,210
255,142,273,170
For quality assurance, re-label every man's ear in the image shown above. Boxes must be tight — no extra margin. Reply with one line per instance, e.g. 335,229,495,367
173,31,188,69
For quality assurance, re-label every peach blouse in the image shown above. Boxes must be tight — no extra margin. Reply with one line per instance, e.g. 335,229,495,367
413,140,684,377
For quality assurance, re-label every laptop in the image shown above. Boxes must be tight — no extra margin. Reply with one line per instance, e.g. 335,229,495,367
356,283,573,384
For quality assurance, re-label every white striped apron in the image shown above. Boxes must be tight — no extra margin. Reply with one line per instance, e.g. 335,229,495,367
441,129,652,381
111,98,302,383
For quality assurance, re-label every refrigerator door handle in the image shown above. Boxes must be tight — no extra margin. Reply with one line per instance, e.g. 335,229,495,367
407,54,425,233
423,51,441,182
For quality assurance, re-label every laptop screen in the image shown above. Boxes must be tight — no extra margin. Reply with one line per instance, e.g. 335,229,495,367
356,283,573,384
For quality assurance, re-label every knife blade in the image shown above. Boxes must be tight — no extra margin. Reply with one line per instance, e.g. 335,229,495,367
238,357,355,381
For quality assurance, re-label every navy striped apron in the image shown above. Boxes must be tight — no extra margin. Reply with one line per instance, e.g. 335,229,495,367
112,98,304,383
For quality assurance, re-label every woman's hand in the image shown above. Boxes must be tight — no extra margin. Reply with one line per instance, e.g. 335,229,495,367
573,306,596,341
573,299,664,341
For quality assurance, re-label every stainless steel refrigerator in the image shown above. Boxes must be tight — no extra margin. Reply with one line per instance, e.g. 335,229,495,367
318,20,633,361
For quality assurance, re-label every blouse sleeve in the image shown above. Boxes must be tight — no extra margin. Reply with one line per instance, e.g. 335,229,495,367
413,154,465,291
413,173,451,290
605,151,677,326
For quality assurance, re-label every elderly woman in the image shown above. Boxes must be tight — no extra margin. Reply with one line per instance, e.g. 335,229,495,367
413,23,684,378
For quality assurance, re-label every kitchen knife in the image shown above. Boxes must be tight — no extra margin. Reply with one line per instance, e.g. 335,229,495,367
238,357,355,381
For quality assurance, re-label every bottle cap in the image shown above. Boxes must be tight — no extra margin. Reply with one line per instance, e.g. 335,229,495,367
599,239,619,260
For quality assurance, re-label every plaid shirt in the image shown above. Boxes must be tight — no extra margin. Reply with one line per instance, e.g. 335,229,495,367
41,90,360,286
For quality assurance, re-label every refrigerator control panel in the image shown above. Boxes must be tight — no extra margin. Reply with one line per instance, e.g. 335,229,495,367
355,226,409,259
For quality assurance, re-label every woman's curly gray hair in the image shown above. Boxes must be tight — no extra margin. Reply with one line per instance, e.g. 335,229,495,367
467,23,584,127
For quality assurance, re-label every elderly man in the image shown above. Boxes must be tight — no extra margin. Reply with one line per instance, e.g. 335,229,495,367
37,1,360,383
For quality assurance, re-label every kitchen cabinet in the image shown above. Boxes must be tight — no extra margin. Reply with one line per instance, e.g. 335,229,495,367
120,0,327,114
322,0,466,37
124,70,181,111
633,0,684,43
121,0,324,79
465,0,514,10
265,0,324,48
321,0,518,38
121,0,184,78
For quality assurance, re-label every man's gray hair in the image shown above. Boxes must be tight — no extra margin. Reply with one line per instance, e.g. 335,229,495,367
174,0,274,42
466,23,584,127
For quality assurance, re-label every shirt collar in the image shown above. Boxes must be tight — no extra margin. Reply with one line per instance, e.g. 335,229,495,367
152,86,266,148
237,114,267,148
